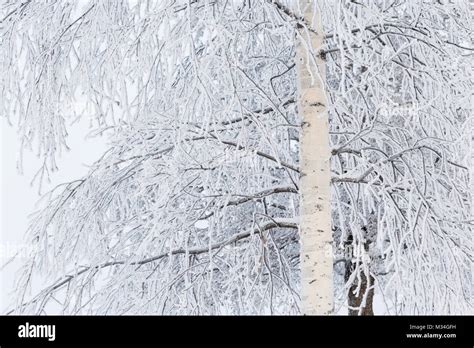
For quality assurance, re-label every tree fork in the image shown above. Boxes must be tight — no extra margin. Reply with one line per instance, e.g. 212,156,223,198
344,235,375,316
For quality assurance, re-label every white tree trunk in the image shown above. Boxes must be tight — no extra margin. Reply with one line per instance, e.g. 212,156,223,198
296,0,333,315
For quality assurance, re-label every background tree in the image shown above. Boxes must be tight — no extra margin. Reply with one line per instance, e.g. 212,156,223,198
320,0,472,314
1,0,472,315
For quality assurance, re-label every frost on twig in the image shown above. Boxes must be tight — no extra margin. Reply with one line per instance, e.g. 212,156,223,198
2,0,472,314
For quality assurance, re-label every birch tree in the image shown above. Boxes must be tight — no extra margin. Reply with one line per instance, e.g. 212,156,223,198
1,0,472,315
296,0,333,315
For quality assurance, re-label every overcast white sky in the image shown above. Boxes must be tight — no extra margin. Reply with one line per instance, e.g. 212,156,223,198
0,117,107,312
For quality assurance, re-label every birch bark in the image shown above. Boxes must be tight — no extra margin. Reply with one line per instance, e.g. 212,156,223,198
296,0,333,315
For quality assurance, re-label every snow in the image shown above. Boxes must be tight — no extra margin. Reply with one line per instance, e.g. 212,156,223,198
1,0,471,315
194,219,209,230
